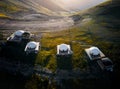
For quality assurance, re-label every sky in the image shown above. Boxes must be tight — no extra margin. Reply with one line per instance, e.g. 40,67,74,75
52,0,108,11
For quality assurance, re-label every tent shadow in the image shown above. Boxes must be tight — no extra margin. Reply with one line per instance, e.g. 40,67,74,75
56,54,73,70
0,39,38,76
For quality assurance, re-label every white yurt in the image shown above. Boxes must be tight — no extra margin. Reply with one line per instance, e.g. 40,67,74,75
27,41,37,49
59,44,68,51
14,30,24,37
89,47,100,56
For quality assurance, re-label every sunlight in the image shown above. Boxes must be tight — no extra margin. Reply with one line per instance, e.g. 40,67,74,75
53,0,109,11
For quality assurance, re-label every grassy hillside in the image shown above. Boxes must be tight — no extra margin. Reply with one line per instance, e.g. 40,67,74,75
0,0,28,19
0,0,67,16
0,0,120,89
36,0,120,76
9,0,65,11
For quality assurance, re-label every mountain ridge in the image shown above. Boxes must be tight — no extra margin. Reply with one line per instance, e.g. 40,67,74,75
0,0,67,17
8,0,66,15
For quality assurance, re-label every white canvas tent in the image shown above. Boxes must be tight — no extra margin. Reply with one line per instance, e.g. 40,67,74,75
7,30,32,42
25,41,40,54
57,43,73,55
89,47,100,56
14,30,25,37
85,46,105,60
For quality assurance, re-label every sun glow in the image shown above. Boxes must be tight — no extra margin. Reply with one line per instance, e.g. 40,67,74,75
53,0,108,11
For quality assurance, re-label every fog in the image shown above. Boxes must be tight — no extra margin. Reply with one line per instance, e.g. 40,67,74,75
53,0,108,11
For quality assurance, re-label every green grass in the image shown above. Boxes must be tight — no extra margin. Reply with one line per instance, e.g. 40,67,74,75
35,12,120,72
0,13,11,18
0,1,120,89
0,1,28,19
35,27,93,71
0,1,24,13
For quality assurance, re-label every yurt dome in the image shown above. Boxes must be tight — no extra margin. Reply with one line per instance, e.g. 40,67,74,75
27,41,37,49
89,47,100,56
15,30,24,36
59,44,68,51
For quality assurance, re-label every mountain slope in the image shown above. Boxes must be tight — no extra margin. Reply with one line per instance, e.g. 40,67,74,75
89,0,120,29
0,0,31,19
9,0,65,11
8,0,66,15
0,0,67,18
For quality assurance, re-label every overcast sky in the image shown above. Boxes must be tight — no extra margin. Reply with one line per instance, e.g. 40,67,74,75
53,0,108,11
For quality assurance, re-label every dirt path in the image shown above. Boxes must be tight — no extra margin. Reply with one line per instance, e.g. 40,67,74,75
0,13,75,40
0,14,74,31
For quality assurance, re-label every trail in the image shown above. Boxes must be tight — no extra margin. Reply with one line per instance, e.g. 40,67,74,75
0,14,74,34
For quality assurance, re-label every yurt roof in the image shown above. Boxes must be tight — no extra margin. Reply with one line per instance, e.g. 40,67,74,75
59,44,68,51
15,30,24,36
27,41,37,49
89,47,100,55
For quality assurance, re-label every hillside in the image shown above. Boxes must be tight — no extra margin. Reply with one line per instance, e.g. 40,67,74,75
0,0,74,31
0,0,32,19
35,1,120,88
0,0,67,18
0,0,120,89
9,0,65,11
89,0,120,28
71,0,120,42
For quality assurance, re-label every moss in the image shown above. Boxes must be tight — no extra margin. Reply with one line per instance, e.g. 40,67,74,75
35,19,120,71
0,13,11,19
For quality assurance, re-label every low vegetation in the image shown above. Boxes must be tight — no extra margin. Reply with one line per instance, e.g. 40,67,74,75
0,1,120,89
0,1,24,13
0,13,10,19
36,8,120,73
25,74,56,89
0,0,29,19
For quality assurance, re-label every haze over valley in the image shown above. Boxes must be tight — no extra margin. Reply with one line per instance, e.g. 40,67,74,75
0,0,120,89
0,0,109,33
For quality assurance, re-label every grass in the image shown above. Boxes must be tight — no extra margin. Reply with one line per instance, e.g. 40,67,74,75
35,11,120,73
0,13,10,18
0,0,120,89
0,1,29,19
35,27,93,71
0,1,24,13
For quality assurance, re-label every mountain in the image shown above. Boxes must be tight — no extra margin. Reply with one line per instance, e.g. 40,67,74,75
0,0,67,18
88,0,120,29
8,0,66,15
51,0,109,11
0,0,31,19
0,0,112,17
